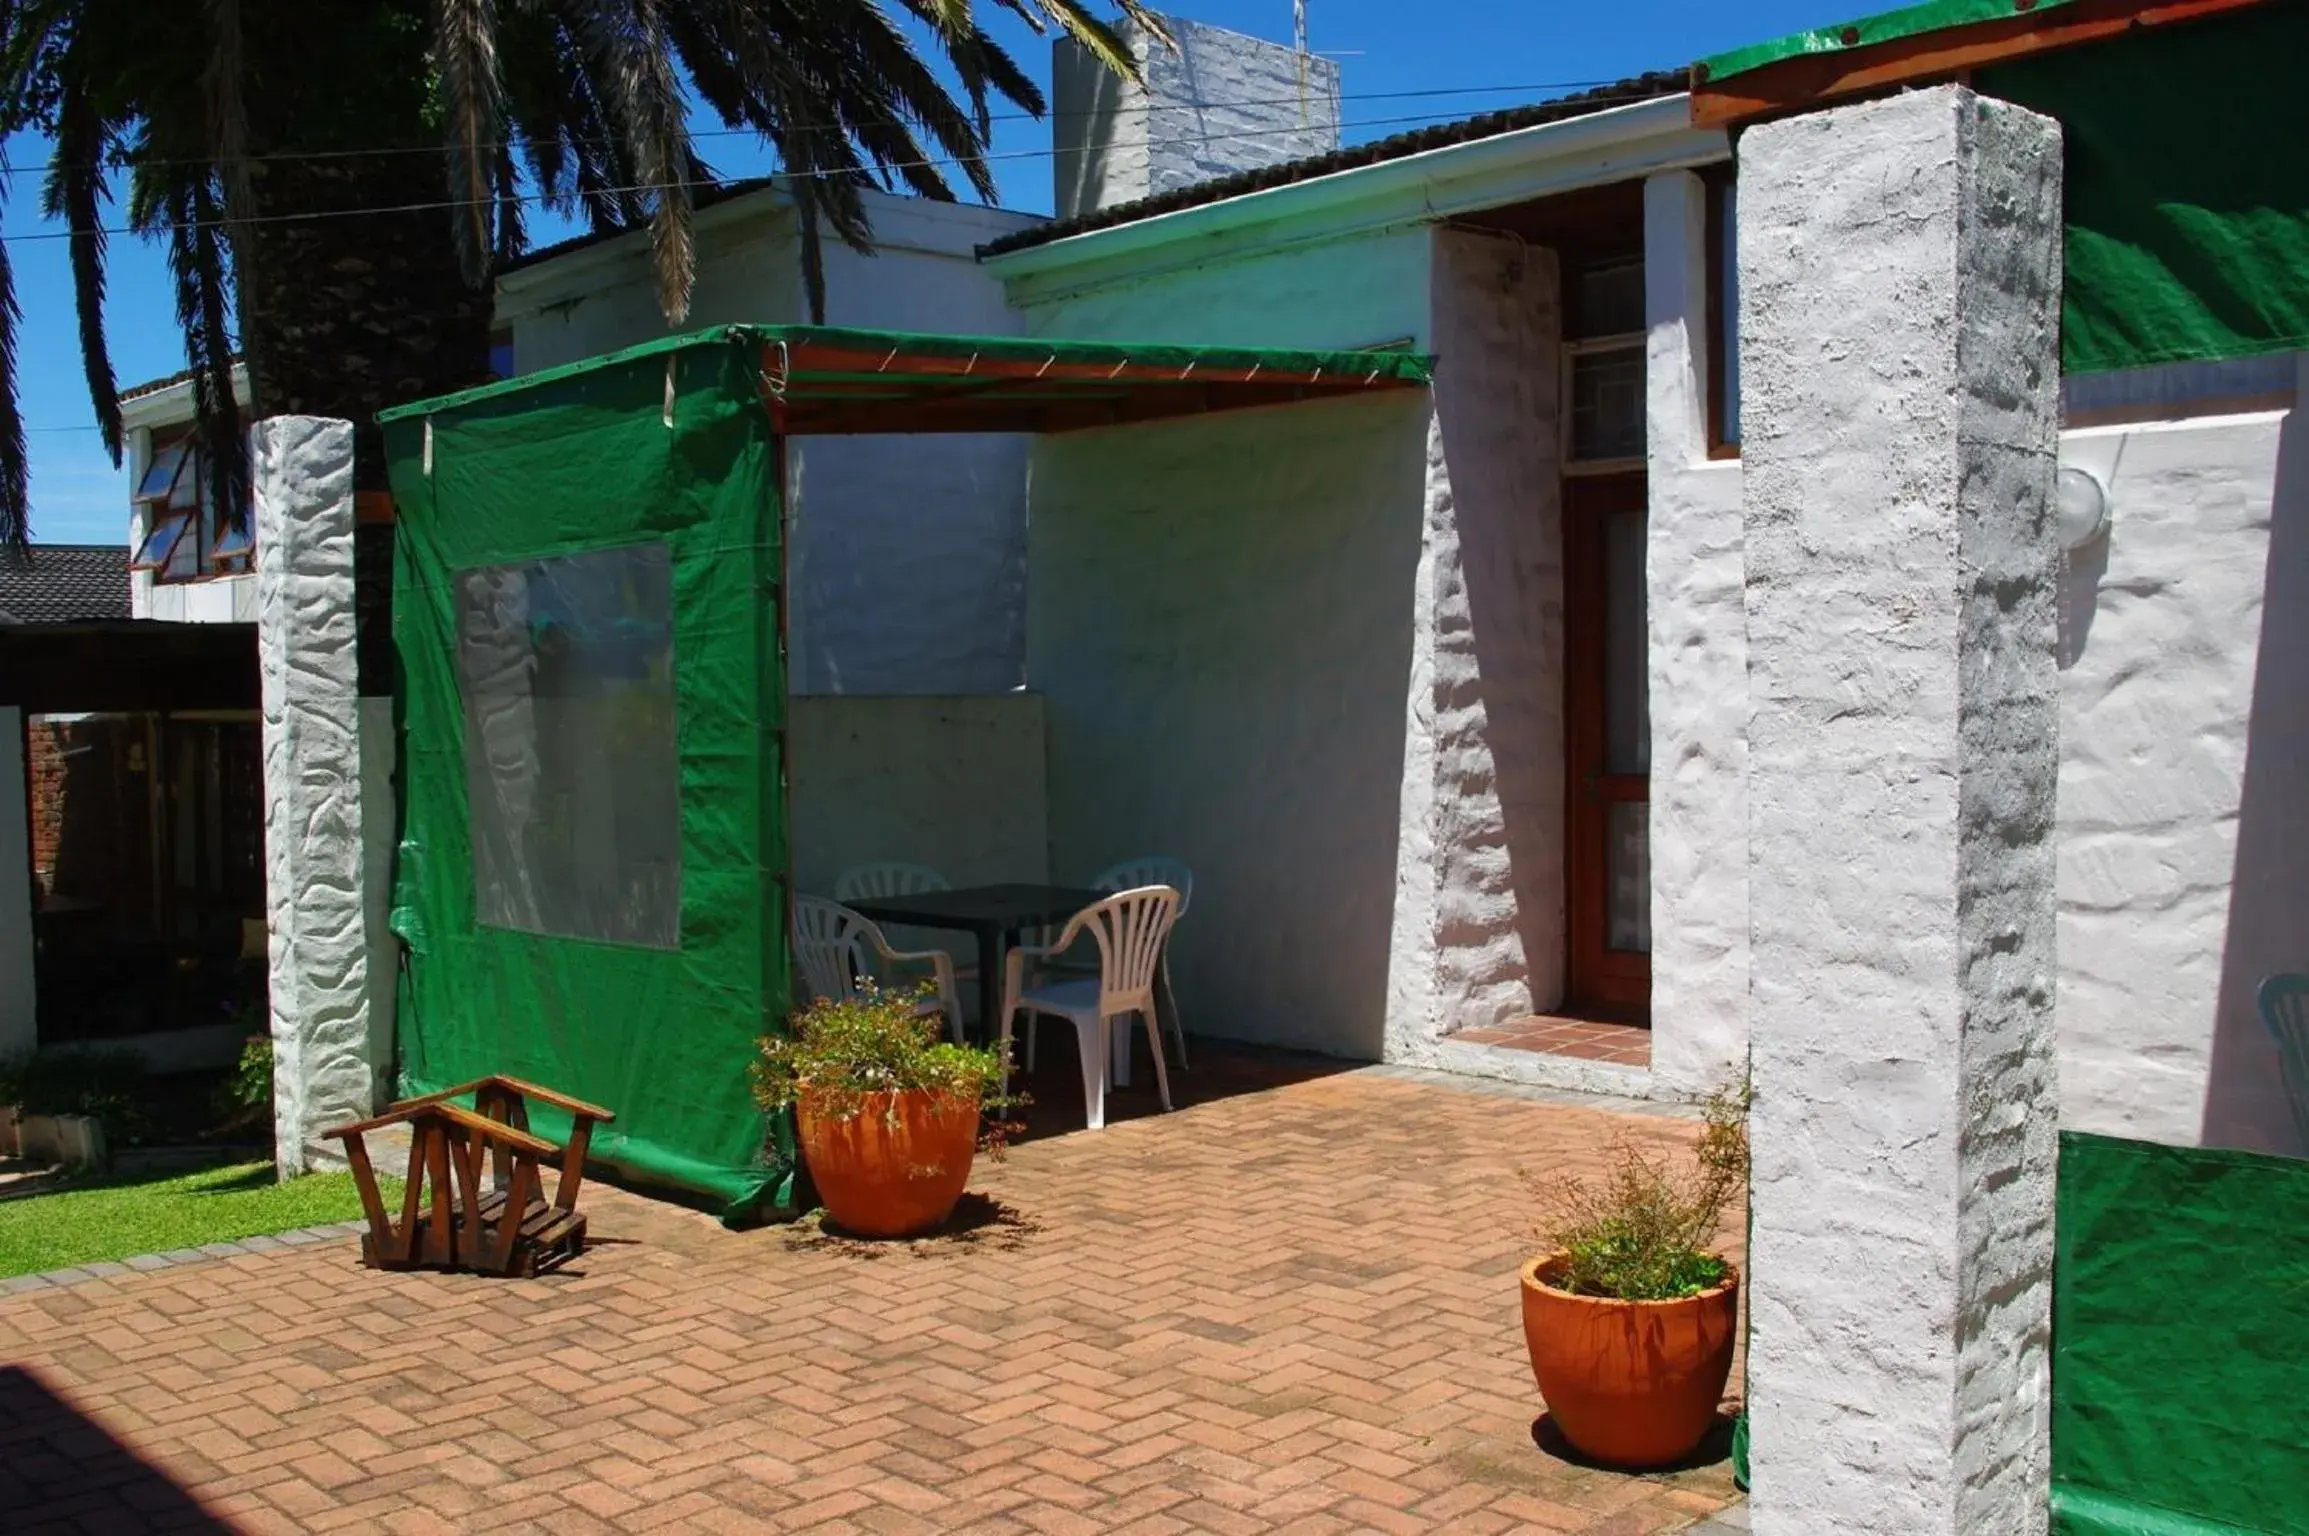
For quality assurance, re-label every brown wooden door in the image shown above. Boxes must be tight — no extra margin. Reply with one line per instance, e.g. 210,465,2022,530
1563,472,1651,1018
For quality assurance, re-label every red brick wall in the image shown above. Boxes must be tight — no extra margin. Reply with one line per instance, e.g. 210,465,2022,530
25,716,151,920
26,717,66,896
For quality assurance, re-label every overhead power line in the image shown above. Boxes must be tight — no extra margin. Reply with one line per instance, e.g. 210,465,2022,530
0,89,1673,247
0,79,1635,180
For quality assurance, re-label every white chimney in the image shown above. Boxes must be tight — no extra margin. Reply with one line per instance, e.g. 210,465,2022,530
1052,15,1343,220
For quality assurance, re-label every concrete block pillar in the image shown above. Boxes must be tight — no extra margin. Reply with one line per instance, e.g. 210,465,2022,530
0,707,34,1061
1739,86,2064,1533
1385,227,1565,1058
253,417,372,1176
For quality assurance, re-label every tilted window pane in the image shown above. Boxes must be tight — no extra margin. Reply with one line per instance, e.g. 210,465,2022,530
134,441,189,503
456,542,682,949
130,512,190,571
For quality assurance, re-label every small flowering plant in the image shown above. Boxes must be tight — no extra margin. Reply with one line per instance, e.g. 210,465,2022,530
1528,1081,1750,1301
751,983,1023,1154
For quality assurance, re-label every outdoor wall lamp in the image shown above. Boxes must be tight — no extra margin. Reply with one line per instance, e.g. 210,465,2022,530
2056,464,2111,552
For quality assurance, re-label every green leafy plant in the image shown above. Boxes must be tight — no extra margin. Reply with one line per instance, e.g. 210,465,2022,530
1531,1082,1750,1302
751,984,1024,1155
212,1035,274,1134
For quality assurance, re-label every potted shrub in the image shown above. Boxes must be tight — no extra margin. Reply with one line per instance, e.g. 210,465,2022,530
1519,1085,1747,1468
751,984,1016,1238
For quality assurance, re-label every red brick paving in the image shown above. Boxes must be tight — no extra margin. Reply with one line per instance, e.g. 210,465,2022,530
0,1051,1742,1533
1453,1017,1655,1067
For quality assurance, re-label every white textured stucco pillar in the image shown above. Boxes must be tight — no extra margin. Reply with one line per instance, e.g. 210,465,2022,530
0,708,34,1060
1643,168,1750,1101
1740,87,2063,1534
1385,228,1564,1059
254,417,372,1176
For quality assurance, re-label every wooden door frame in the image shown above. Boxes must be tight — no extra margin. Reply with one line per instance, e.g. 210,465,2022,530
1562,471,1651,1019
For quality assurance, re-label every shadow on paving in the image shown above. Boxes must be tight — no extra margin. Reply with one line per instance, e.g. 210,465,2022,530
1000,1035,1362,1148
1532,1411,1741,1476
0,1365,234,1533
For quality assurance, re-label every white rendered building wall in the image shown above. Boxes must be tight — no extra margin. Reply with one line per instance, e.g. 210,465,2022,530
1387,228,1566,1061
1052,15,1340,220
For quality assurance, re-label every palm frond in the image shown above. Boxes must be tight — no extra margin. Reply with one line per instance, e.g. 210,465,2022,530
995,0,1164,76
201,0,254,232
435,0,505,286
165,174,245,535
42,64,120,466
0,148,27,552
554,0,694,321
492,134,525,267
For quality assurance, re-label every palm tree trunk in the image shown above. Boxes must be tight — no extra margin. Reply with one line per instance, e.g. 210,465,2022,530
231,50,493,694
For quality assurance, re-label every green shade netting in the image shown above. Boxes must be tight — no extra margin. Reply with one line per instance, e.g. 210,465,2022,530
2051,1132,2309,1535
1705,2,2309,374
382,322,1436,425
1979,3,2309,373
381,329,791,1222
1698,0,2091,80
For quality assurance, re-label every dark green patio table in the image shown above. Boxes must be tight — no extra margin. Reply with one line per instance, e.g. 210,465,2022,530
843,884,1105,1043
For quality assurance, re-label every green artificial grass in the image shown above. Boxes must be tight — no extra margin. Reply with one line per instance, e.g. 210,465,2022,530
0,1160,399,1279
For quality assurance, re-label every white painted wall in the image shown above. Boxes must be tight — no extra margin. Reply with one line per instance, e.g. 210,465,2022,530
498,188,1043,696
2056,376,2308,1154
786,202,1036,694
1388,230,1569,1071
1643,171,1749,1101
788,694,1049,896
1016,226,1432,1057
1029,393,1427,1056
0,707,34,1060
1052,15,1341,220
495,196,807,372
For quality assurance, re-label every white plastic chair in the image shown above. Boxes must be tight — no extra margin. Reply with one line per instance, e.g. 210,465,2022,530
791,895,962,1042
1044,858,1194,1069
1094,858,1193,1069
832,862,951,903
1000,886,1181,1130
832,862,978,1005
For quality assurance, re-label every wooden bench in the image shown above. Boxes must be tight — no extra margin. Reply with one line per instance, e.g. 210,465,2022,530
323,1076,615,1278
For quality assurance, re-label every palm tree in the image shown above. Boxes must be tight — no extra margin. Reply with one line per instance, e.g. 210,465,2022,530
0,0,1163,552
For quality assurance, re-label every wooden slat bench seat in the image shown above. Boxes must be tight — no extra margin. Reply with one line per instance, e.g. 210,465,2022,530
323,1076,615,1278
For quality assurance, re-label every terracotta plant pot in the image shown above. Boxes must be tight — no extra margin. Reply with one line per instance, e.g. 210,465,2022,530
797,1087,980,1238
1519,1252,1739,1469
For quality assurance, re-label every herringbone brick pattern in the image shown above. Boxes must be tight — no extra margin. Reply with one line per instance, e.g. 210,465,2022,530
0,1055,1743,1533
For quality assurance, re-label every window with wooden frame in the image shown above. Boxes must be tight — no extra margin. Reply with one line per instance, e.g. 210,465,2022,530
129,434,254,582
1705,168,1741,457
1564,254,1646,474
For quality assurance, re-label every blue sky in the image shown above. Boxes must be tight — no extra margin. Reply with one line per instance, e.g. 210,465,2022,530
11,0,1849,544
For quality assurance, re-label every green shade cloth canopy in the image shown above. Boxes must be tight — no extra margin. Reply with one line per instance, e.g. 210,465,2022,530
382,323,1436,438
379,324,1432,1221
1693,0,2309,374
1695,0,2095,82
2051,1131,2309,1534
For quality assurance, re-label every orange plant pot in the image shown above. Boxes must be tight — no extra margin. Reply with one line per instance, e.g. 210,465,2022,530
1519,1252,1739,1469
797,1088,980,1238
